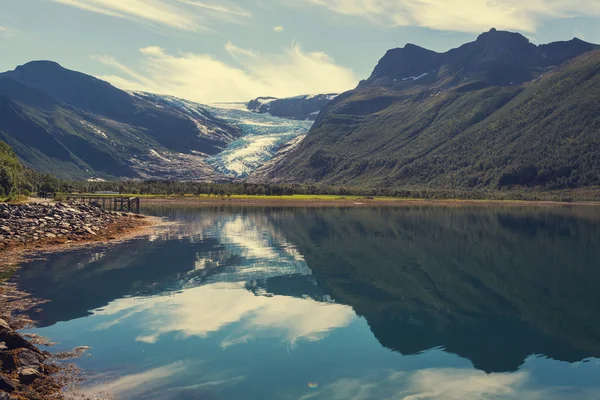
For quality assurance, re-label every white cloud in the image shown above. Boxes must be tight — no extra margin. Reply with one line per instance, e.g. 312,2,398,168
225,42,258,58
93,282,355,347
304,0,600,33
300,368,600,400
273,25,285,32
0,25,17,37
83,362,188,397
52,0,251,31
93,42,358,103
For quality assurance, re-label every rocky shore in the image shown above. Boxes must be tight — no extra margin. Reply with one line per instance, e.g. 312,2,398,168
0,202,151,265
0,202,143,249
0,201,155,398
0,318,62,399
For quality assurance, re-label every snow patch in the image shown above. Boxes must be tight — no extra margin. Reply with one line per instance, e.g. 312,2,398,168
149,149,172,163
256,98,277,106
402,73,429,81
80,120,108,139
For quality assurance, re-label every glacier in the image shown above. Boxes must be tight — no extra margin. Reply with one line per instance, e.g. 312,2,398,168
130,93,313,179
206,104,313,178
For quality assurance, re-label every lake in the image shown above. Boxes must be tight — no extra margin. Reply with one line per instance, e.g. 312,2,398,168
14,204,600,399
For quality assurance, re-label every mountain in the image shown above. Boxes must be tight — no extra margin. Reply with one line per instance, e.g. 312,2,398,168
0,61,241,180
251,30,600,190
248,93,338,121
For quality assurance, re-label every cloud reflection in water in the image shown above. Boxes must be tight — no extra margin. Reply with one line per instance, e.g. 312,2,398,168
93,282,355,347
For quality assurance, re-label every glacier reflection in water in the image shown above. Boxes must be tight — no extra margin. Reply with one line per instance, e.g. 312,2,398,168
16,205,600,400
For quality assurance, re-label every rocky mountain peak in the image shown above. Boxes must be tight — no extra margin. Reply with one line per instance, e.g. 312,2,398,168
367,29,599,87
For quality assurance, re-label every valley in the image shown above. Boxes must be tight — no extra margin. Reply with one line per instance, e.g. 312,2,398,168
1,29,600,196
0,62,313,182
3,13,600,400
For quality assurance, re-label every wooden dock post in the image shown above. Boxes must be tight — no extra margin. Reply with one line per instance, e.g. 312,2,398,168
66,195,141,214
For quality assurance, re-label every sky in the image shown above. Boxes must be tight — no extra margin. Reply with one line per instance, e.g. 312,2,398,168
1,0,600,103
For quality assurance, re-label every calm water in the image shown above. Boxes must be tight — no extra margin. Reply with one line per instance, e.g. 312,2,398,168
15,205,600,399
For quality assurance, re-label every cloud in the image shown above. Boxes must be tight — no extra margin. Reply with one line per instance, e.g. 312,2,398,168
83,362,188,397
304,0,600,33
93,282,355,347
273,26,285,32
82,362,245,399
52,0,251,31
300,368,600,400
93,42,358,103
0,25,17,37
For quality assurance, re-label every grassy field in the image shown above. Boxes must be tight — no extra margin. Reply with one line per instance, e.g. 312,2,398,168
65,193,398,201
54,192,600,206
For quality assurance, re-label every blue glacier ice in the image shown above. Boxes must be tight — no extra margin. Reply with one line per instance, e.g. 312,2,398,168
130,93,313,179
206,104,313,178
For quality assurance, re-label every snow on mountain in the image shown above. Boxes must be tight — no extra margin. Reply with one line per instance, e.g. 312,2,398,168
130,93,313,180
206,106,312,178
131,91,239,145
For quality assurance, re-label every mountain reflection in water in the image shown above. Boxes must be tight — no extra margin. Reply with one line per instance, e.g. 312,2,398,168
16,205,600,399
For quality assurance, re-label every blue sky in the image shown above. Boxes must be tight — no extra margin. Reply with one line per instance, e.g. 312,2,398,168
1,0,600,102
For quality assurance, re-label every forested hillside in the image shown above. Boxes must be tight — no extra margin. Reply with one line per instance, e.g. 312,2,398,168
252,30,600,191
0,61,240,180
0,139,24,199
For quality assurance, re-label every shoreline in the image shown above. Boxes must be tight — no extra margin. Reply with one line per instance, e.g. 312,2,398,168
0,202,163,399
0,197,598,398
0,210,159,269
140,196,600,207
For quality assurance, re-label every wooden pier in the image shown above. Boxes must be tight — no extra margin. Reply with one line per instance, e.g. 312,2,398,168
67,196,141,214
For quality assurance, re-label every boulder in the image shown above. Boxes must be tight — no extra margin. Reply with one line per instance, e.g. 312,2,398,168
18,368,40,384
0,375,16,393
0,329,41,353
0,392,17,400
16,349,44,369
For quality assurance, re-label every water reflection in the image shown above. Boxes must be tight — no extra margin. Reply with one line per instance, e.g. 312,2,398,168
93,282,354,346
271,207,600,373
17,209,311,326
15,205,600,399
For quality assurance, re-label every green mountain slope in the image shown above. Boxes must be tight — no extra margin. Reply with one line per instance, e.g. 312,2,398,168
0,138,25,197
0,61,240,180
253,31,600,190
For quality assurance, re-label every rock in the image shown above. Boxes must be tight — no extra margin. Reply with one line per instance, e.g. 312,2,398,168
0,375,16,393
18,368,40,384
16,349,45,369
0,201,132,247
0,329,41,353
83,226,97,235
0,392,17,400
0,319,10,330
0,352,17,372
0,342,7,351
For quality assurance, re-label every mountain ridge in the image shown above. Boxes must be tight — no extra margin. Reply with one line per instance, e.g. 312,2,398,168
248,93,338,121
0,61,242,180
251,30,600,190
